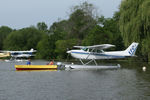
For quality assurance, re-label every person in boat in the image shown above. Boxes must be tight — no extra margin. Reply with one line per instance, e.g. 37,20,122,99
48,60,54,65
27,59,31,65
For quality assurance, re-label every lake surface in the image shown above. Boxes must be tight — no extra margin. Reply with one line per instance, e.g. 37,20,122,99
0,60,150,100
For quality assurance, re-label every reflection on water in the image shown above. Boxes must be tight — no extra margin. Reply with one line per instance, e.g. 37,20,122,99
0,60,150,100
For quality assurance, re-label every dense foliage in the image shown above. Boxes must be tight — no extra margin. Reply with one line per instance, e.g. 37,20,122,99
0,26,12,50
3,27,45,50
119,0,150,61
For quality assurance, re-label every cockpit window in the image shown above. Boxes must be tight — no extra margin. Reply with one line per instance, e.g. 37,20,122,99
97,50,103,53
82,48,104,53
88,49,104,53
82,48,88,51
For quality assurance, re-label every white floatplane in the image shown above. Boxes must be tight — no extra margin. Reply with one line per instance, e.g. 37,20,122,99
0,48,36,62
67,42,139,66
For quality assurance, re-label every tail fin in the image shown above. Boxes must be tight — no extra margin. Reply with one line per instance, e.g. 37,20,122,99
124,42,139,56
30,48,36,52
30,48,34,52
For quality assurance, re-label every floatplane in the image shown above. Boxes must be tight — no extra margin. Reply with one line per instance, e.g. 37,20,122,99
0,48,36,62
66,42,139,69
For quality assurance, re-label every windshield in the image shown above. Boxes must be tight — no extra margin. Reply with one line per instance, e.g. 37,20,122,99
82,48,88,51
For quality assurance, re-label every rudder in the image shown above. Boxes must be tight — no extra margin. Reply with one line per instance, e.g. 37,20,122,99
124,42,139,56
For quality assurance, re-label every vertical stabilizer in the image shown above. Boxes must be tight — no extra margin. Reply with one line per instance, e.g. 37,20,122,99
124,42,139,56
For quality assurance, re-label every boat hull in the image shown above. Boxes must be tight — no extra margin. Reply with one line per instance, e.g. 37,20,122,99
15,65,58,71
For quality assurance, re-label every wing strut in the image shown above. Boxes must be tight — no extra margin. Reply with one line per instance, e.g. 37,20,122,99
79,59,85,65
79,59,97,66
86,48,94,59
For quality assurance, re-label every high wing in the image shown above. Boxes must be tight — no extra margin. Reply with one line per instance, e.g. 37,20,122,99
74,44,115,50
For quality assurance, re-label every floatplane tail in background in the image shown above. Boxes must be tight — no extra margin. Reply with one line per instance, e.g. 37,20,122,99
67,42,139,65
30,48,37,52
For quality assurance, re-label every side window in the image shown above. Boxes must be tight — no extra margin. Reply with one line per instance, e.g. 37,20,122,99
88,49,97,53
93,49,97,53
97,50,103,53
97,50,101,53
89,49,92,52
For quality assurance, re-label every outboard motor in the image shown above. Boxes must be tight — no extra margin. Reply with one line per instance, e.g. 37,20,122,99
57,62,65,70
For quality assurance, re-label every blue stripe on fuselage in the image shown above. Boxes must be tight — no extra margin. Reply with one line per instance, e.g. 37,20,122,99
71,52,124,58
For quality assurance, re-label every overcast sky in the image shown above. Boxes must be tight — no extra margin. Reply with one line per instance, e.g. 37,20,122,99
0,0,122,29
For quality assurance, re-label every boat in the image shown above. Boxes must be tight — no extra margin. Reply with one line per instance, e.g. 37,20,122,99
15,65,58,71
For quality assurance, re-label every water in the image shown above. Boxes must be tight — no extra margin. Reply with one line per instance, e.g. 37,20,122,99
0,60,150,100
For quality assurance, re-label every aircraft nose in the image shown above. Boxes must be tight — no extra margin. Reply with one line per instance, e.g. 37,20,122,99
67,50,71,54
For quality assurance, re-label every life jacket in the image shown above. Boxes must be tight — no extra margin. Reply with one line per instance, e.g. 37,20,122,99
49,61,54,65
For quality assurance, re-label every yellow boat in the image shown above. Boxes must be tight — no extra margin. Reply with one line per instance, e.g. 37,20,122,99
15,65,58,71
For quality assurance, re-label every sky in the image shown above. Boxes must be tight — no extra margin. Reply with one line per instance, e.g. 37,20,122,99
0,0,122,29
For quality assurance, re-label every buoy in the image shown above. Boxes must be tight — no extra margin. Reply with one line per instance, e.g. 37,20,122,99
142,66,146,71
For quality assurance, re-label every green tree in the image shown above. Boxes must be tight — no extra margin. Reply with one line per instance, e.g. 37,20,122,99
0,26,12,49
49,20,69,39
82,25,113,46
102,14,124,50
55,39,78,59
36,35,51,59
3,27,44,50
68,2,97,41
119,0,150,61
37,22,48,32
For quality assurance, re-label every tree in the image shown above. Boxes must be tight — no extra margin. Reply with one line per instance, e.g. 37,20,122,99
119,0,150,61
55,39,78,59
102,14,124,50
82,25,113,46
68,2,97,43
49,20,69,38
36,35,51,59
3,27,44,50
83,15,124,50
0,26,12,49
37,22,48,32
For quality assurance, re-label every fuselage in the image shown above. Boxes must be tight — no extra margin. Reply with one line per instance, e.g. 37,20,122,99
7,49,36,58
68,49,131,60
67,42,139,60
11,53,33,58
